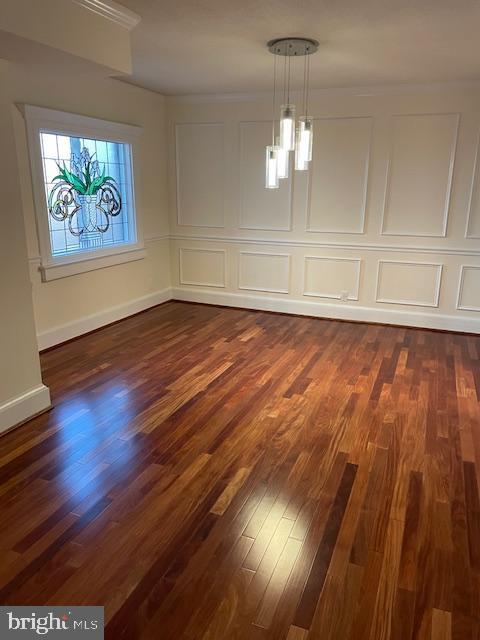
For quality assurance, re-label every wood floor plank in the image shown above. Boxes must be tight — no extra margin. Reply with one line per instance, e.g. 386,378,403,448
0,301,477,640
292,461,357,630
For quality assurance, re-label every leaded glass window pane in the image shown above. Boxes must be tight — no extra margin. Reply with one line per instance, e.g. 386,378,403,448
39,132,136,257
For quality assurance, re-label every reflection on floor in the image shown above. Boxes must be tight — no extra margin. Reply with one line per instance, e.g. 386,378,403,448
0,301,479,639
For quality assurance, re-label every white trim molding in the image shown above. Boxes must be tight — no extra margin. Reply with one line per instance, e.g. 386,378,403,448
466,127,480,239
37,288,172,350
0,385,51,435
306,116,372,235
168,81,480,105
175,122,226,229
457,265,480,312
71,0,141,30
381,112,460,238
375,260,443,308
171,287,480,334
238,121,293,232
238,251,291,294
39,247,146,281
33,276,480,352
303,256,361,301
23,104,144,282
169,233,480,257
145,234,170,245
22,105,143,139
179,248,226,288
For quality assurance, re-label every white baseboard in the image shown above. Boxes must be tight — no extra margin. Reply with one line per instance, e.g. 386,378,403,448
0,384,51,435
35,283,479,352
172,287,480,334
37,287,173,350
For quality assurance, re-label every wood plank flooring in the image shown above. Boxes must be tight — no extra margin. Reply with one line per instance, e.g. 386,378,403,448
1,301,479,639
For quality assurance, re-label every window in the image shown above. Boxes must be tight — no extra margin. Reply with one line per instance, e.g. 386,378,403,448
41,133,133,257
24,106,144,281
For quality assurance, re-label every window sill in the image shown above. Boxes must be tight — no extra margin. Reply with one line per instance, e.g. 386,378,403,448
39,246,146,282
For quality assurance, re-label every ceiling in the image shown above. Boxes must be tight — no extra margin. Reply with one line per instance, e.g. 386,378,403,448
119,0,480,95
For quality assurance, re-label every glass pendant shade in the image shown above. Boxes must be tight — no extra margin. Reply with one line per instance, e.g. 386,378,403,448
275,136,289,179
295,146,309,171
280,104,295,151
265,145,279,189
297,116,313,163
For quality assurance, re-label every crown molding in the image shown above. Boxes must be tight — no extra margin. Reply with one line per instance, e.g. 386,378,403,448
168,80,480,104
72,0,141,30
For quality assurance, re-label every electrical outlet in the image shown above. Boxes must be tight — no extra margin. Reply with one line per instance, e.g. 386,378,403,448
340,290,349,302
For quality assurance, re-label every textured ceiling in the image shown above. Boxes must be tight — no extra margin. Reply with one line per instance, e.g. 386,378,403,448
119,0,480,95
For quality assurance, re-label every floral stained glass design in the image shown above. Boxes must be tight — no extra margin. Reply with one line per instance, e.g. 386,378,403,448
40,133,135,257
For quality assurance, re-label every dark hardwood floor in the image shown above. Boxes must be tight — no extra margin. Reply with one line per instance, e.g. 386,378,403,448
1,301,479,639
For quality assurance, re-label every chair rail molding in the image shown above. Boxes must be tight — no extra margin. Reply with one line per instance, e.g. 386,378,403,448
169,234,480,256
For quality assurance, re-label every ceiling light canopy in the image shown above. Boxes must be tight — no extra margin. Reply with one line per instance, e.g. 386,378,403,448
265,37,319,189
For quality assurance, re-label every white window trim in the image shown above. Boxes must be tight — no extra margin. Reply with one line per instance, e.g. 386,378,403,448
23,104,144,281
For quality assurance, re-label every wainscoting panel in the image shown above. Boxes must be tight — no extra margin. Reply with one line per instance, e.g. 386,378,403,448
307,117,372,234
376,260,443,307
239,121,292,230
175,123,225,227
238,252,290,294
179,248,226,288
457,265,480,311
466,130,480,238
382,113,459,237
304,256,361,300
168,88,480,334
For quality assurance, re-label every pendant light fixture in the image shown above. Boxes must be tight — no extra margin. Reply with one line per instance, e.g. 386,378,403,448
265,145,279,188
280,52,295,151
276,136,289,179
265,37,318,188
296,42,314,170
265,49,279,189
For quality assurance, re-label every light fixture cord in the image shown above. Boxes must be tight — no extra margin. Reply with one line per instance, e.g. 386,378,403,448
287,51,291,104
302,43,307,115
272,51,277,146
305,46,310,118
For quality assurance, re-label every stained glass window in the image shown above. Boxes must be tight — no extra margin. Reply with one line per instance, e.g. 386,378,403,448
39,132,136,257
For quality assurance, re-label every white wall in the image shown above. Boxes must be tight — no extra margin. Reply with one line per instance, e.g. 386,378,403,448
0,61,50,433
10,62,171,349
167,85,480,332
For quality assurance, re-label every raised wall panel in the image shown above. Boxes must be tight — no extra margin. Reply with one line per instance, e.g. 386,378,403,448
382,113,459,237
457,266,480,311
466,130,480,238
303,257,361,300
239,121,292,230
307,117,372,234
238,252,290,294
179,248,226,288
376,260,442,307
175,123,225,227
